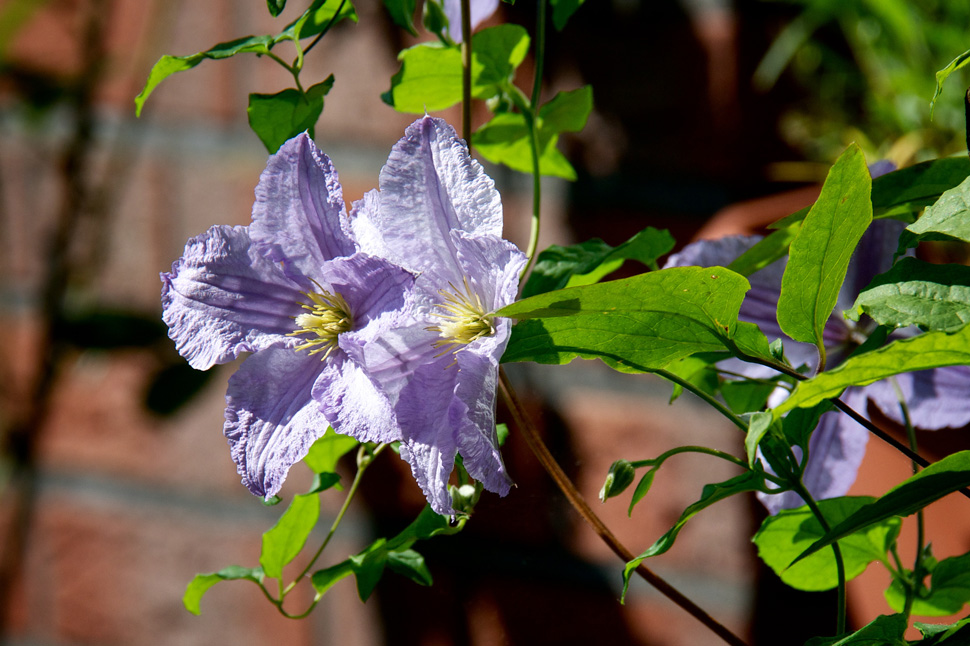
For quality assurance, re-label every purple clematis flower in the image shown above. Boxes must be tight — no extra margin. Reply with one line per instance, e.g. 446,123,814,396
442,0,499,43
665,220,970,513
350,116,527,514
161,134,415,499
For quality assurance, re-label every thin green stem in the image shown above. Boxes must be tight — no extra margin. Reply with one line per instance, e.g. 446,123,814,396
519,0,547,282
632,445,748,470
460,0,472,149
892,377,924,621
282,443,386,598
796,484,847,636
301,0,347,59
653,369,747,432
498,369,750,646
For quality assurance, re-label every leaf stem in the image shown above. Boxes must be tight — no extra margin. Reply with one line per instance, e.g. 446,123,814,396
892,377,924,621
519,0,547,282
282,443,385,599
653,369,747,432
460,0,472,149
498,369,750,646
796,484,847,636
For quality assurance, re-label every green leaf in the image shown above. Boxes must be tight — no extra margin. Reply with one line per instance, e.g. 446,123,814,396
310,559,355,595
745,412,774,469
500,266,751,372
914,616,970,644
349,539,389,601
872,158,970,216
307,471,343,494
720,379,777,415
621,471,767,600
382,0,418,35
727,222,801,277
886,554,970,617
774,324,970,416
183,566,264,615
473,85,593,180
777,144,872,347
278,0,358,42
303,429,359,473
471,25,530,98
522,227,675,298
550,0,585,30
387,549,433,586
135,36,274,116
848,257,970,332
628,468,657,516
381,42,462,112
599,460,636,501
900,175,970,252
932,48,970,117
753,497,899,592
792,451,970,565
247,88,324,153
385,505,466,551
803,613,907,646
267,0,286,17
259,493,321,579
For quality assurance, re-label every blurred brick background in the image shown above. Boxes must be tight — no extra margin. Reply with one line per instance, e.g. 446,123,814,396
5,1,961,645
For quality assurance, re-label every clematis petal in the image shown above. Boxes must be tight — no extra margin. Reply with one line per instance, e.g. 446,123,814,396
224,347,330,498
311,354,402,444
318,253,415,330
351,116,503,275
454,338,513,495
442,0,499,43
453,231,527,311
397,357,461,515
161,225,304,370
250,133,355,283
759,388,870,514
866,366,970,431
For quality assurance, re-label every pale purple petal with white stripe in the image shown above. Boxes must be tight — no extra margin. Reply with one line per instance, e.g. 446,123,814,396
161,225,304,370
225,347,332,498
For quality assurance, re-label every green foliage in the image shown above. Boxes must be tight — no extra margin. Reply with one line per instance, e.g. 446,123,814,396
932,48,970,117
754,497,899,591
473,85,592,180
267,0,287,17
621,471,768,600
886,554,970,617
914,617,970,644
303,429,359,473
183,566,264,615
382,0,418,35
777,144,872,349
803,613,908,646
550,0,585,31
792,452,970,565
775,324,970,416
382,25,529,113
848,257,970,332
134,0,356,116
248,78,333,153
500,266,750,372
522,227,674,298
260,493,321,579
899,175,970,252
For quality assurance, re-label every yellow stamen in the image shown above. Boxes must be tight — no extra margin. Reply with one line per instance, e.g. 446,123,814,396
426,276,495,362
287,286,353,361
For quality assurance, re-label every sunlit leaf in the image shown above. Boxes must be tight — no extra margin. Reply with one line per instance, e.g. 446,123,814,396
754,497,899,591
259,493,320,579
183,566,264,615
777,144,872,347
247,87,325,153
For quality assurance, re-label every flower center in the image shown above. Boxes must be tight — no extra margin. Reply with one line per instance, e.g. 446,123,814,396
427,277,495,358
288,287,353,361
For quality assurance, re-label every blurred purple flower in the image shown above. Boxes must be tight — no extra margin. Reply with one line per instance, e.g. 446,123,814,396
442,0,499,43
351,116,526,514
161,134,415,499
665,221,970,513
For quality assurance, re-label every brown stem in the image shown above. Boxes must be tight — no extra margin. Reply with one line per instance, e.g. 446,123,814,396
498,369,749,646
